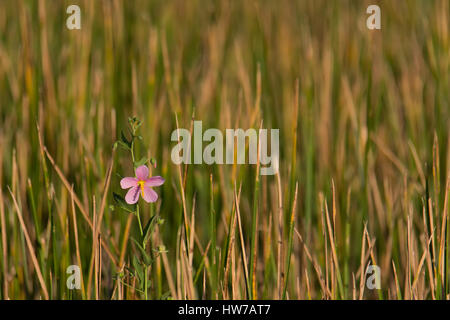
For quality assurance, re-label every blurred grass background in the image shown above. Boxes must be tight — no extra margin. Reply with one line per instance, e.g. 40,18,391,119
0,0,449,299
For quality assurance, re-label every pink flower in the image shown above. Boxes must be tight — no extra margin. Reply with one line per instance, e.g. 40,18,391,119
120,165,165,204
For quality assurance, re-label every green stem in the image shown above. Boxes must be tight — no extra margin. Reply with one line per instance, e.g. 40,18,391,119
131,140,135,164
136,205,144,239
144,265,149,300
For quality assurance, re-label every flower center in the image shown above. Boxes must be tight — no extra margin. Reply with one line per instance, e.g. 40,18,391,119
138,180,145,194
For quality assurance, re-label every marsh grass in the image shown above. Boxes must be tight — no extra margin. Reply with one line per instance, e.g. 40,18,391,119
0,0,449,300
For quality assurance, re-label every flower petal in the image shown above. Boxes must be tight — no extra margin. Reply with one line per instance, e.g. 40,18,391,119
135,165,149,180
120,177,138,189
145,176,165,187
125,186,140,204
141,186,158,203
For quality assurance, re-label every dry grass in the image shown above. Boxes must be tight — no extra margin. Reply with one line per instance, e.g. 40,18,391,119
0,0,449,299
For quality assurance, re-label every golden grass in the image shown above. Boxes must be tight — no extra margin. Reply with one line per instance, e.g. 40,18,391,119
0,0,448,300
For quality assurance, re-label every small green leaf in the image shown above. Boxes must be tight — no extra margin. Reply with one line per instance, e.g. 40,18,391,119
113,192,134,213
142,215,158,246
132,256,144,283
114,140,131,151
134,156,148,168
131,237,153,266
121,130,132,148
